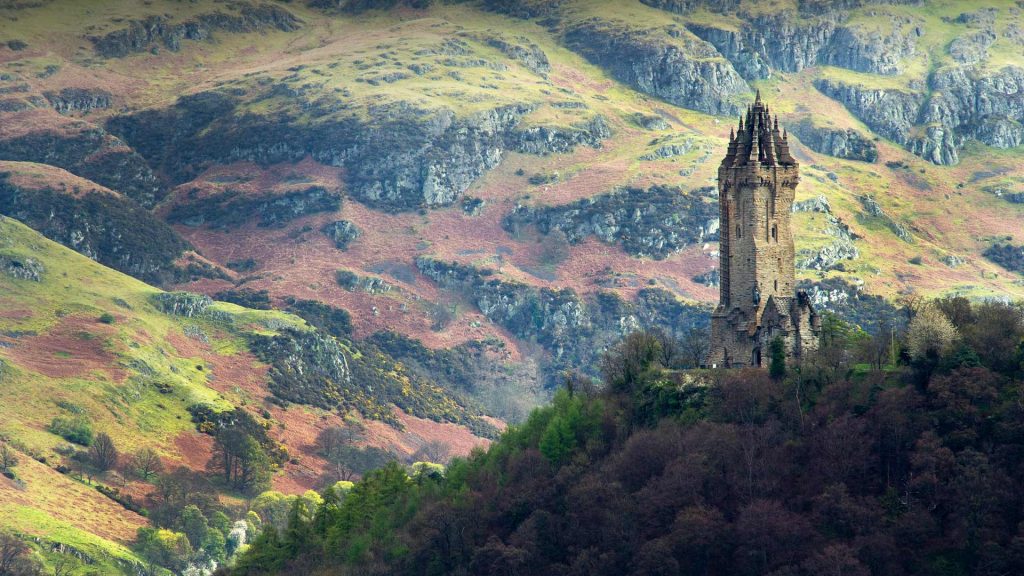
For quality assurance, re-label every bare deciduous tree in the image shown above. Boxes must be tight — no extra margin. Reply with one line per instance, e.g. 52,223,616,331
88,432,119,473
130,447,164,481
411,440,450,465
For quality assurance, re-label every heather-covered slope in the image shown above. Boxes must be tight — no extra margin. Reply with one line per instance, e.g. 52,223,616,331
0,215,492,573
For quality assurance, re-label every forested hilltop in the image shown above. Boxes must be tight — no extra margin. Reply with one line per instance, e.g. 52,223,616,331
228,298,1024,576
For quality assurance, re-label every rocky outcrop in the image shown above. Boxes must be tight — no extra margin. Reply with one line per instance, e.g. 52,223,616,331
0,254,44,281
562,19,749,116
508,115,610,156
0,125,164,208
858,195,912,242
686,11,838,79
249,328,351,409
0,175,188,284
480,0,564,19
797,0,922,17
793,195,859,271
109,90,608,212
685,8,918,80
43,88,113,115
640,139,694,161
416,257,708,385
797,277,898,334
631,113,670,131
639,0,742,14
919,66,1024,159
167,187,341,229
152,292,213,317
503,185,718,260
249,325,493,433
819,20,920,75
813,78,924,146
906,125,960,166
308,0,433,13
983,184,1024,204
484,36,551,76
322,220,361,250
789,119,878,162
949,28,995,65
335,270,394,294
818,61,1024,166
684,23,772,80
90,2,301,57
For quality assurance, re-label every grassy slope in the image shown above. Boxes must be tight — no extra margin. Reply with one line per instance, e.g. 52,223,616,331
0,211,491,570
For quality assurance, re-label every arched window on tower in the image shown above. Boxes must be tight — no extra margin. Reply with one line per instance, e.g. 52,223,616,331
736,224,741,238
771,224,777,241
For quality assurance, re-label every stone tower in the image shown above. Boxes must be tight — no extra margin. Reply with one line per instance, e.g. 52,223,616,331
707,92,820,368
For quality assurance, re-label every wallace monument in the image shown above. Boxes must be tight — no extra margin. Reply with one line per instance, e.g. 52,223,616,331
707,93,821,369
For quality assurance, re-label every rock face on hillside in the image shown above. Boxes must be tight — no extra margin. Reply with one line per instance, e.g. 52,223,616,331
109,92,609,212
816,65,1024,166
90,2,301,57
792,195,860,270
249,326,494,433
322,220,361,250
923,66,1024,151
813,79,924,145
43,88,113,115
509,115,611,156
562,20,749,116
789,119,878,162
685,11,917,79
0,254,44,282
819,20,920,75
797,277,899,334
503,185,718,260
167,187,341,229
416,258,708,384
639,0,742,14
250,328,352,410
0,125,164,208
0,175,188,284
480,0,564,19
484,36,551,75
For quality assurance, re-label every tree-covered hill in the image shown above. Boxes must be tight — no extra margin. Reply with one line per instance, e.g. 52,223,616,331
230,300,1024,576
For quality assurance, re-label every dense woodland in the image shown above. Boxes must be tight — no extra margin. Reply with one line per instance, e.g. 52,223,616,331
221,296,1024,576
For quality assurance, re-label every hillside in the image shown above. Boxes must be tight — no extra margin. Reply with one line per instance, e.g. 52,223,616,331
0,2,1020,379
0,214,492,574
2,0,1024,571
231,304,1024,576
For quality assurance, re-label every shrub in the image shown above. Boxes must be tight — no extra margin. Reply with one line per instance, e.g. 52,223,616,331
214,289,272,310
98,312,116,324
49,415,93,446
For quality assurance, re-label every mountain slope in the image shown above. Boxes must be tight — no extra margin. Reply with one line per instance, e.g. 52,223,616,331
0,214,492,573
